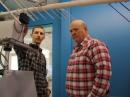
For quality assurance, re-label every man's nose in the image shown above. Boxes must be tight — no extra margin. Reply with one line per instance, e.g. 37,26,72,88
71,31,76,36
37,33,41,36
36,34,40,38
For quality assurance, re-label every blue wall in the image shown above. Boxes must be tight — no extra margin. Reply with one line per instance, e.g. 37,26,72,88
60,2,130,97
1,1,130,97
60,8,72,97
18,4,130,97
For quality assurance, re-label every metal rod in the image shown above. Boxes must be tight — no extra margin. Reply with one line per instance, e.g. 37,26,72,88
17,0,36,21
0,0,128,17
0,0,20,23
29,1,47,19
50,9,61,19
55,9,67,18
19,0,38,20
60,9,75,19
43,9,55,19
0,38,38,52
60,9,69,18
14,0,35,21
4,51,10,70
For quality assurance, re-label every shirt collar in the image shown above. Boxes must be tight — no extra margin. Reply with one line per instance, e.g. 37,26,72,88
29,43,42,52
75,35,92,48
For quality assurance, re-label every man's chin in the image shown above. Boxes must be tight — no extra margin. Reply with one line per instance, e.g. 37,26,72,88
34,41,41,45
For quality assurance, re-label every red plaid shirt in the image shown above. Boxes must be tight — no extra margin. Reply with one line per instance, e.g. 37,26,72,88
66,36,112,97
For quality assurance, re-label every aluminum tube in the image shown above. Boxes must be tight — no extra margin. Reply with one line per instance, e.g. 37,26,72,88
0,0,128,16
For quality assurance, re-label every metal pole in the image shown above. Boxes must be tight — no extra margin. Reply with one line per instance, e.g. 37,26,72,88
0,0,128,17
0,0,20,23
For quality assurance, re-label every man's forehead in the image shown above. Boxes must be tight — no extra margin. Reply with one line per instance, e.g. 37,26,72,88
70,23,82,29
71,20,83,24
34,28,44,32
71,21,82,26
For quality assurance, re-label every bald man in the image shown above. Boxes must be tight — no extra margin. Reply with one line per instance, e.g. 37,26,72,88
66,19,112,97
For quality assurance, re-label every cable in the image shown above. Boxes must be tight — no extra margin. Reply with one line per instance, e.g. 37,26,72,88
0,46,8,68
108,3,130,22
120,2,130,11
0,46,9,76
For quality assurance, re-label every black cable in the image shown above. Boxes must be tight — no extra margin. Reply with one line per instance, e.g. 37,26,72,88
108,3,130,22
120,2,130,11
0,47,5,67
0,46,9,76
0,46,8,68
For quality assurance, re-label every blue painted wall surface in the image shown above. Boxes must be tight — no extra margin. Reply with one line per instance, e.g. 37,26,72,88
65,3,130,97
1,1,130,97
60,8,72,97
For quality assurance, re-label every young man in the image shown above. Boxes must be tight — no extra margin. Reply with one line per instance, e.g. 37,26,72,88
14,26,50,97
66,19,112,97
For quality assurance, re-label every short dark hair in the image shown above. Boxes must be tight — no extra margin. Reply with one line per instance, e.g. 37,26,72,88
32,26,45,33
